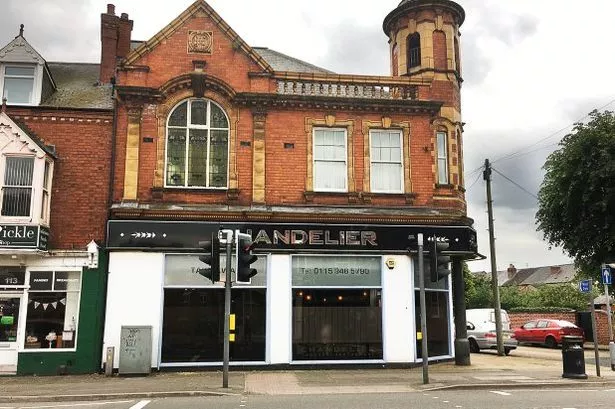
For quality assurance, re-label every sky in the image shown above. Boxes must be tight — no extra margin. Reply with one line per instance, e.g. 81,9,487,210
1,0,614,273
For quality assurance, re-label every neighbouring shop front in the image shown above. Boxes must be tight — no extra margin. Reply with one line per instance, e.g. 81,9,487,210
0,224,107,375
103,220,477,370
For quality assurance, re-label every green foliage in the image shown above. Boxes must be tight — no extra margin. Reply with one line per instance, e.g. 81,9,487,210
534,283,595,310
536,110,615,278
464,266,493,308
465,267,597,311
499,286,538,310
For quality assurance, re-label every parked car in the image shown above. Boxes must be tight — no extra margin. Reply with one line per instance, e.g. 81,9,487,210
466,308,518,355
513,319,584,348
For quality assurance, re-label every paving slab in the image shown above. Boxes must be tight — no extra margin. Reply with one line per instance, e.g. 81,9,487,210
1,352,614,402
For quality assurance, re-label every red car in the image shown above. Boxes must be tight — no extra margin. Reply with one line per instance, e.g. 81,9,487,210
513,319,584,348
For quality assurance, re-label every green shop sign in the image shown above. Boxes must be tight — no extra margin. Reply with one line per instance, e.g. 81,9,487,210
0,315,14,325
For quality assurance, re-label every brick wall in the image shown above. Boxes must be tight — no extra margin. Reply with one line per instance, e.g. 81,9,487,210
110,2,466,219
433,30,447,70
7,108,113,250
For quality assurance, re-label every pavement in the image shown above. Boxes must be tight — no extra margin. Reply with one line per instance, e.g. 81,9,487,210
1,351,615,403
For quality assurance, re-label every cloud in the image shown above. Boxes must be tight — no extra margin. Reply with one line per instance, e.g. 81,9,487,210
316,20,389,75
460,1,539,87
0,0,98,62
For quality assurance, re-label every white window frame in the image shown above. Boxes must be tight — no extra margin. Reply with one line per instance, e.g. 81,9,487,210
0,153,54,225
436,131,449,185
1,64,37,106
313,127,348,192
40,160,52,223
164,98,230,189
369,129,403,193
0,155,35,219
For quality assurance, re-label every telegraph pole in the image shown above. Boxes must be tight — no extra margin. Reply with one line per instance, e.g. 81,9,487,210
483,159,505,356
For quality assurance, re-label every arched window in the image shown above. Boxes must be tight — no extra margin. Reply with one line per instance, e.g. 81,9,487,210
165,98,229,188
407,33,421,69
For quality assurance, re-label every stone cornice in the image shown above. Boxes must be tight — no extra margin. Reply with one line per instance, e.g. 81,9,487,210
234,93,443,115
115,84,443,115
109,204,471,226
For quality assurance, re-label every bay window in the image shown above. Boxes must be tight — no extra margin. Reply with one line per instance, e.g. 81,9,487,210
1,157,34,217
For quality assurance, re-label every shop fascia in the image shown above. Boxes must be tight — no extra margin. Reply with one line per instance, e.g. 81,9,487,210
106,220,477,254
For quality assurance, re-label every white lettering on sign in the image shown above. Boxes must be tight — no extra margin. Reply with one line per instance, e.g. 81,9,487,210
0,225,35,240
300,267,371,275
252,229,378,247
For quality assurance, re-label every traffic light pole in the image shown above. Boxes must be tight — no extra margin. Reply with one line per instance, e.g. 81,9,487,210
418,233,429,384
221,230,233,388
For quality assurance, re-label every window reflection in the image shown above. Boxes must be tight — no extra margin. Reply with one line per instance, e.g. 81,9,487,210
161,288,266,363
292,289,382,360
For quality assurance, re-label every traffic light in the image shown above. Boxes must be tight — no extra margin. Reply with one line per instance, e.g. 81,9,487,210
236,232,257,284
197,233,220,283
430,239,451,282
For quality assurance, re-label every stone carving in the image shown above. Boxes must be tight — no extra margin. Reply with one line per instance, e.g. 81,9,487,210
188,31,213,54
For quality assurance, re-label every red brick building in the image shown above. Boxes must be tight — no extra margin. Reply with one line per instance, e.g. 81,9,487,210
0,28,111,374
103,0,477,370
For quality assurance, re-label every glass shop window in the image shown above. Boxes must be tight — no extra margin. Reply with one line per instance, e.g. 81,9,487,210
24,271,81,349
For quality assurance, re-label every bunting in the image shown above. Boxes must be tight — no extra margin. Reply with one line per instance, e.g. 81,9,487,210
30,298,66,310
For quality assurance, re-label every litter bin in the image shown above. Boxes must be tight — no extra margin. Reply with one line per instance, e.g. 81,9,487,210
562,335,587,379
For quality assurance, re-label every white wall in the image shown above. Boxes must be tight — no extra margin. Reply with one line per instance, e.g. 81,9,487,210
267,254,291,364
103,252,164,369
382,255,415,362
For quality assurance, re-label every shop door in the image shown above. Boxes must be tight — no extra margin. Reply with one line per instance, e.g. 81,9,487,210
0,294,22,374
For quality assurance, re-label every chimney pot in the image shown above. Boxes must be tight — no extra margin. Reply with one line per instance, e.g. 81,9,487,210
107,4,115,15
121,12,129,19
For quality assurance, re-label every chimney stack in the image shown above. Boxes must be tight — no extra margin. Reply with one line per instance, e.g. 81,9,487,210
99,4,133,84
507,264,517,279
116,12,133,59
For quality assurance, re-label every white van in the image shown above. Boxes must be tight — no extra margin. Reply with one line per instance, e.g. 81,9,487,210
465,308,517,355
466,308,511,331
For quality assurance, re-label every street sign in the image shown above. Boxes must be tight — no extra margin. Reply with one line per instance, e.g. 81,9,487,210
579,279,592,293
602,266,612,286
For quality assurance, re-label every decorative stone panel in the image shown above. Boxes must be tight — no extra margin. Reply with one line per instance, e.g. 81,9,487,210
188,30,213,54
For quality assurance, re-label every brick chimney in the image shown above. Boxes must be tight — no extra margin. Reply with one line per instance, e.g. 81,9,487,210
507,264,517,279
549,266,562,275
99,4,133,84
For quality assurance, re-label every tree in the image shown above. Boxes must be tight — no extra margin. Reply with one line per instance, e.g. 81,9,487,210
463,264,493,308
536,110,615,278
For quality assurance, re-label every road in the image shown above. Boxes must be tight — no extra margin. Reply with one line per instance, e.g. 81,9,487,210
5,388,615,409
